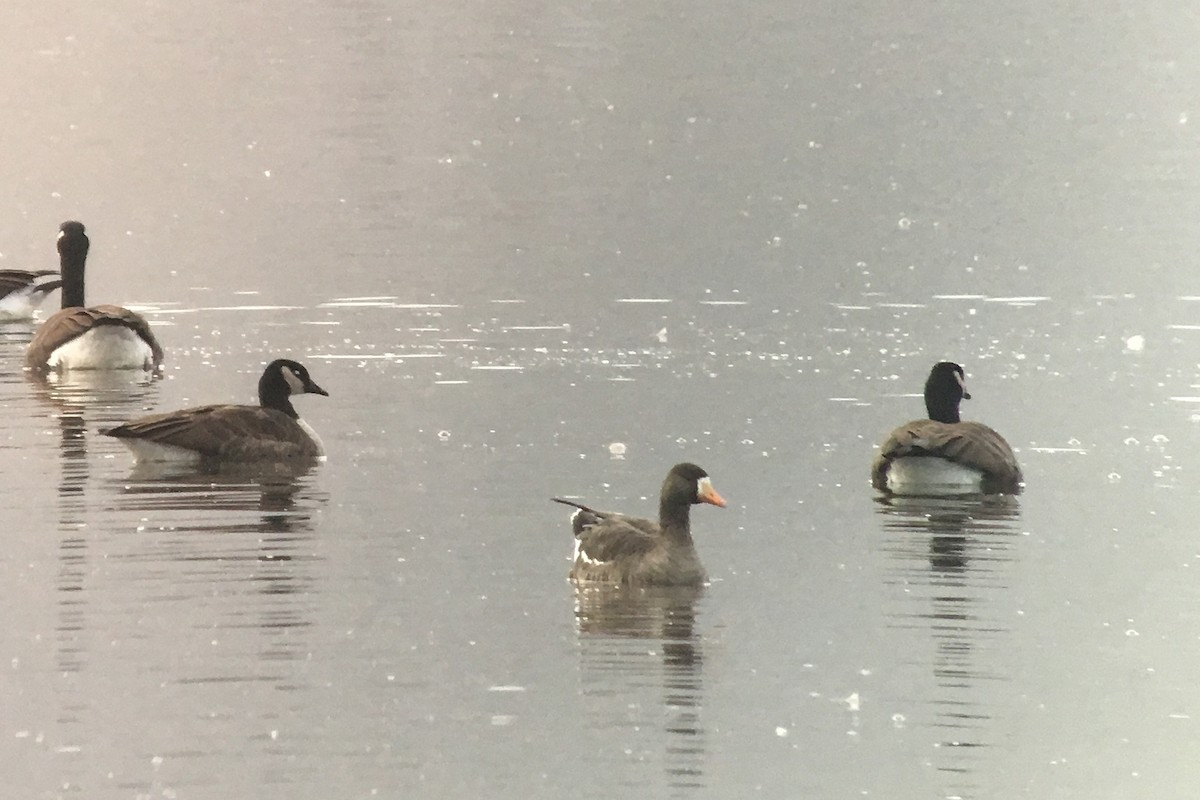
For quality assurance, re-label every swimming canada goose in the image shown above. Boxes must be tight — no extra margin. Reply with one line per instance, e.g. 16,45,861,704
552,462,727,586
102,359,328,464
0,270,62,320
25,221,164,371
871,361,1022,495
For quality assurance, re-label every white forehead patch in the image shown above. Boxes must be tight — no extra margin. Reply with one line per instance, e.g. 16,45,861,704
57,230,66,241
281,365,306,394
698,476,713,494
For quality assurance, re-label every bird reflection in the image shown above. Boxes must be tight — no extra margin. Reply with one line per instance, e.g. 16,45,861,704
573,584,706,795
27,369,161,676
109,463,328,666
875,494,1021,799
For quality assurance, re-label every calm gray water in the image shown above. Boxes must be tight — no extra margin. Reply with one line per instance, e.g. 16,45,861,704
3,1,1200,797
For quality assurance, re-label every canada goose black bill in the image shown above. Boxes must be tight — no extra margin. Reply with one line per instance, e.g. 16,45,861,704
871,361,1022,496
553,462,726,586
103,359,329,464
25,221,164,371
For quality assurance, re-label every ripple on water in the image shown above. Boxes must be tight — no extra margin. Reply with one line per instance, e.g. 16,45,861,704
573,583,709,794
874,495,1023,797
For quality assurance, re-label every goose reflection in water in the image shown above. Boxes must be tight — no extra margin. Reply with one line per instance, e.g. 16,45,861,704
26,368,163,675
875,494,1021,799
106,464,329,668
573,583,707,795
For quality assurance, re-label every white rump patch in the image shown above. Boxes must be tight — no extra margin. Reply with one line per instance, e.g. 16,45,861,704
887,457,983,496
49,327,153,370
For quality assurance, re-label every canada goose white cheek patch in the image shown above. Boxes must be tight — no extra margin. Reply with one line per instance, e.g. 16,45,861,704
282,366,306,394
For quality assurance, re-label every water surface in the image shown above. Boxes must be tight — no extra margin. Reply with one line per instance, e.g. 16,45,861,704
3,1,1200,798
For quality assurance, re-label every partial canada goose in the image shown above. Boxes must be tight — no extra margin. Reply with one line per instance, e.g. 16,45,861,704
552,462,727,586
25,221,164,371
102,359,328,464
0,270,62,320
871,361,1022,496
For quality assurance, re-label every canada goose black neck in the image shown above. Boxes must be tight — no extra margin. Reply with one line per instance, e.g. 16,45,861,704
259,363,300,418
57,221,89,310
924,361,966,424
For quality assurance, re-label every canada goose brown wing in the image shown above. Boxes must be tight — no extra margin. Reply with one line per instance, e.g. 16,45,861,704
949,422,1022,478
106,405,320,460
872,419,1021,488
26,304,164,368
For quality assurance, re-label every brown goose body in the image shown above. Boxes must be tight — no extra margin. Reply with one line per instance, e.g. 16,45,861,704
103,359,328,465
554,463,726,586
872,362,1022,496
105,404,322,462
25,222,164,371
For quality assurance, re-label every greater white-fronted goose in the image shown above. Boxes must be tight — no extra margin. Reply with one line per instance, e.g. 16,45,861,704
0,269,62,320
102,359,328,464
553,462,727,586
871,361,1022,496
25,221,164,371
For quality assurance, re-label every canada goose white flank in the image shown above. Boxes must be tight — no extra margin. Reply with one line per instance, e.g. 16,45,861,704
25,221,164,371
103,359,329,464
0,269,62,320
871,361,1022,496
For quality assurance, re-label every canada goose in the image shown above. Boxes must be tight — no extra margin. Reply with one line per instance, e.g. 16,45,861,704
552,462,727,586
871,361,1022,495
25,221,164,371
102,359,328,464
0,270,62,320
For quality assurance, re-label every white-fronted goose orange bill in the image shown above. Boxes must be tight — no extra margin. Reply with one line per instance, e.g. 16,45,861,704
102,359,328,464
872,361,1022,496
25,221,164,371
0,269,62,320
552,462,726,586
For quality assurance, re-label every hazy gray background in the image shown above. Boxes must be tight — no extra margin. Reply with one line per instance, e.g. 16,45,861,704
2,1,1200,797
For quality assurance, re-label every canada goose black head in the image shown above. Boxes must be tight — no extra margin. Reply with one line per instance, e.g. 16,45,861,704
260,359,329,418
924,361,970,424
57,221,89,309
